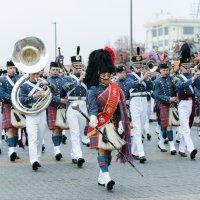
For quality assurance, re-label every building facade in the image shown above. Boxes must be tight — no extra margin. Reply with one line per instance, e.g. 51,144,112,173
145,18,200,51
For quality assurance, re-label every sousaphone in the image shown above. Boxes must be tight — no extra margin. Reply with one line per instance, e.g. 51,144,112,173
11,36,52,115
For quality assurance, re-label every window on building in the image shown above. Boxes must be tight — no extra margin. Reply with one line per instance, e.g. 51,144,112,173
164,27,168,35
152,42,157,47
152,29,157,37
197,27,200,34
158,27,163,36
158,40,163,47
164,40,169,46
183,27,194,35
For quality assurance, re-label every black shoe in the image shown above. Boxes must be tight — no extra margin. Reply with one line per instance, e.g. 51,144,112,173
42,145,45,153
142,135,144,139
106,180,115,191
158,145,167,152
98,182,105,187
176,140,180,144
62,135,67,144
10,152,17,162
55,153,63,161
155,131,159,135
170,150,176,155
139,156,147,163
77,158,85,167
190,149,198,160
132,155,140,160
32,161,40,171
72,159,78,164
147,133,151,141
179,151,187,157
2,135,5,140
164,139,169,144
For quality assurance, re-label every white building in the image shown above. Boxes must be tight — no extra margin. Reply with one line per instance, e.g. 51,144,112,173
145,18,200,51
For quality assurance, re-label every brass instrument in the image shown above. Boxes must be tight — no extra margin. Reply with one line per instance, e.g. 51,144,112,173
11,36,52,115
146,60,158,72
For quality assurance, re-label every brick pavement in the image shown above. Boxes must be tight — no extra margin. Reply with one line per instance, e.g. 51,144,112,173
0,122,200,200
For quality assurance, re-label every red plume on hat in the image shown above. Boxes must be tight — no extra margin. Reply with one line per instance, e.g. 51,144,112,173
104,46,116,64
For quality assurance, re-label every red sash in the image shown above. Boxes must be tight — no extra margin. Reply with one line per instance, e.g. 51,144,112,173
88,83,120,136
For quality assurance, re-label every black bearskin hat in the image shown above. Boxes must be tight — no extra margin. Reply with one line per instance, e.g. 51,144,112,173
159,63,169,70
6,60,15,68
85,47,116,87
116,65,126,73
180,42,191,65
71,46,82,64
50,61,59,68
131,47,142,64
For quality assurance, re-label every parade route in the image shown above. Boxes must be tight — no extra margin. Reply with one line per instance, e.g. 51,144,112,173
0,122,200,200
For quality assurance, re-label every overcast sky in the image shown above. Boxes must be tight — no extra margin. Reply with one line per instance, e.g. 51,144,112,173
0,0,196,66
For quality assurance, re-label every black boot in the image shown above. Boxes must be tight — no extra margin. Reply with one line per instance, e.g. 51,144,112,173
77,158,85,167
42,145,45,153
10,152,17,162
147,133,151,141
190,149,198,160
72,159,78,164
32,161,40,171
62,135,67,144
139,156,147,163
179,151,187,157
55,153,63,161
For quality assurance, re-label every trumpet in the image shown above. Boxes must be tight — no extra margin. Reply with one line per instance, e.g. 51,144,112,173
146,60,158,72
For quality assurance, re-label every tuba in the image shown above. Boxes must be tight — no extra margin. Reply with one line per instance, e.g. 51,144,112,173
11,36,52,115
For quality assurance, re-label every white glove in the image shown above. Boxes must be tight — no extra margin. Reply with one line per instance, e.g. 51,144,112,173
117,121,124,135
89,115,98,128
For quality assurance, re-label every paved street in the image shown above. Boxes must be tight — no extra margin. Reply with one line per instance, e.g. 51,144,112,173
1,122,200,200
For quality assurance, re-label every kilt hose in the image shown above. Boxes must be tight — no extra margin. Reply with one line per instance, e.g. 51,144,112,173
2,103,13,129
47,106,61,132
157,102,170,129
89,131,99,149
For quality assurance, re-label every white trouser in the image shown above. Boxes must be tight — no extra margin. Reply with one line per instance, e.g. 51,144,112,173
143,100,151,135
67,100,87,159
178,100,194,153
130,96,147,157
26,110,46,165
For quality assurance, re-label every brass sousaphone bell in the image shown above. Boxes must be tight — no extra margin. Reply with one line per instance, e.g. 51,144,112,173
11,36,52,115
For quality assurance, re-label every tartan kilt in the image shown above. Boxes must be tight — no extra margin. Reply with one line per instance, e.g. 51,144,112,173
47,106,58,130
157,102,170,129
2,103,13,129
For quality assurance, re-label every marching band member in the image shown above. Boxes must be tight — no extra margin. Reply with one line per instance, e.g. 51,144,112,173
47,62,67,161
115,65,130,101
62,46,87,167
128,48,153,163
55,47,68,144
175,44,199,159
85,47,131,191
0,61,21,161
154,63,177,155
19,72,48,170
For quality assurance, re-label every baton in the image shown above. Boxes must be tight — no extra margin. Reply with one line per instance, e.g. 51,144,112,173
71,103,143,177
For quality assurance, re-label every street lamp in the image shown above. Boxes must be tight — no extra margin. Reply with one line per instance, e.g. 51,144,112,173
130,0,133,61
53,22,57,59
